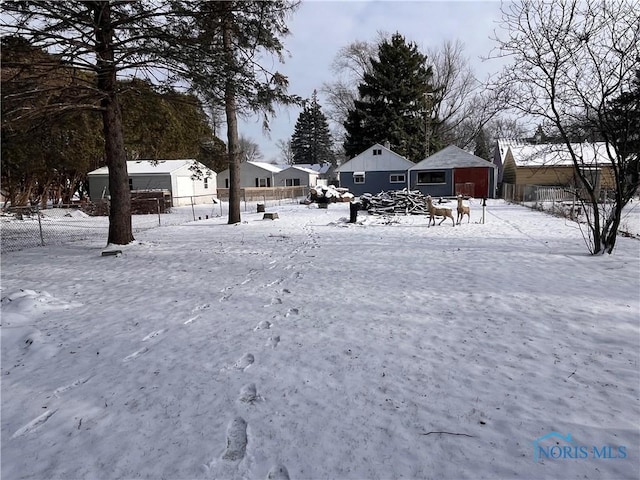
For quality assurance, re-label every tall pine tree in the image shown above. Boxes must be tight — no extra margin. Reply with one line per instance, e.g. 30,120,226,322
291,91,336,166
343,33,434,162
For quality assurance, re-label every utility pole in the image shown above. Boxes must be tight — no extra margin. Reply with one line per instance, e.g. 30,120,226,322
424,92,433,158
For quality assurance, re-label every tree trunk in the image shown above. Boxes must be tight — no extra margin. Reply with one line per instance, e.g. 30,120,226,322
92,2,134,245
223,8,241,225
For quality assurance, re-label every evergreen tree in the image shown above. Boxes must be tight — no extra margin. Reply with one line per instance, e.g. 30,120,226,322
343,33,434,162
291,91,336,166
473,127,491,160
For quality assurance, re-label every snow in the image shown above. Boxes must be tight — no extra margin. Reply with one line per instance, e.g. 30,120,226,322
1,200,639,480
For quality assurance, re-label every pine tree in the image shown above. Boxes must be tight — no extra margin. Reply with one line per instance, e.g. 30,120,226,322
291,91,336,166
473,127,491,160
343,33,434,162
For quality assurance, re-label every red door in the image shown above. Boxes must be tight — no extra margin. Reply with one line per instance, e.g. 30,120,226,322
454,168,489,198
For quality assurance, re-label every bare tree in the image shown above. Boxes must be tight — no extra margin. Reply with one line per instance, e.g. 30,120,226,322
492,0,639,254
276,138,295,164
238,136,263,162
320,35,382,131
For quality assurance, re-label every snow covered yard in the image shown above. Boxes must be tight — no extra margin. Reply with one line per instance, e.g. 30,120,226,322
1,200,639,480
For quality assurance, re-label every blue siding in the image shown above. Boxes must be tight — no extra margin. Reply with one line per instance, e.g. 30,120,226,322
409,170,454,197
339,170,408,196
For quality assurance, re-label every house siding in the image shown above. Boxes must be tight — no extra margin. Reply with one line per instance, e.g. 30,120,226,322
409,170,454,197
339,170,408,196
275,168,317,187
88,161,216,206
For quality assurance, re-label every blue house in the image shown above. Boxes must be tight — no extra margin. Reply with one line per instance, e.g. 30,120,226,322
409,145,497,198
336,144,415,196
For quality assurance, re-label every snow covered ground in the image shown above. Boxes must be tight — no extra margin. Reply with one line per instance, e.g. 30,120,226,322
1,200,639,480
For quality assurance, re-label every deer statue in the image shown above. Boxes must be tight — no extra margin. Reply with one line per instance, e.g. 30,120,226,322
426,195,455,226
456,194,471,224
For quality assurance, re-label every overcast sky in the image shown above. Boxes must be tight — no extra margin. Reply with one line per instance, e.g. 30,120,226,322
238,0,508,162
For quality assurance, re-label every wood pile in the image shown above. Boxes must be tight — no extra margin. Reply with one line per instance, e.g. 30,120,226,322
304,185,354,204
360,189,450,215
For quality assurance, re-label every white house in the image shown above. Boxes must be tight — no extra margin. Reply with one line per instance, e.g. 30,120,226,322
216,161,325,189
88,159,216,206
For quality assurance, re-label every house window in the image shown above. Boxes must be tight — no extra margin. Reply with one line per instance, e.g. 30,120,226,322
129,178,133,190
390,174,406,183
373,148,382,156
225,178,229,188
285,178,301,186
417,171,446,184
204,177,209,189
256,177,271,187
353,172,365,184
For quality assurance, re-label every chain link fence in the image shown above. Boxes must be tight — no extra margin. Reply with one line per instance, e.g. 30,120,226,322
502,183,640,236
1,193,306,254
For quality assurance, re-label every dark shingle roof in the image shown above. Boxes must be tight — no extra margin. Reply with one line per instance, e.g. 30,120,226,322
410,145,495,170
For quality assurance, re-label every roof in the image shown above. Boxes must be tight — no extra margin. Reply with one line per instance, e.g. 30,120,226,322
337,143,414,173
89,159,200,175
507,142,611,167
294,163,332,175
286,165,320,175
495,138,531,159
246,161,287,173
410,145,496,170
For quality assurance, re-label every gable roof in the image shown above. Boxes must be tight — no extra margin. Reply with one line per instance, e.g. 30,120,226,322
285,165,320,175
410,145,495,170
507,142,610,167
246,161,287,173
294,163,332,175
337,143,414,172
89,159,201,176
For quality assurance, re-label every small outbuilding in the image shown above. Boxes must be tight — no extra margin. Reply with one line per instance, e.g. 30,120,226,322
88,159,216,206
409,145,497,198
336,143,415,196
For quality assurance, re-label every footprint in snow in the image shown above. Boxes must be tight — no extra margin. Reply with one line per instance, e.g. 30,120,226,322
266,336,280,349
238,383,260,404
264,297,282,307
267,464,290,480
192,304,211,312
123,347,149,362
234,353,254,370
285,308,299,317
53,375,93,397
222,417,248,461
142,328,167,341
254,320,272,330
12,409,57,438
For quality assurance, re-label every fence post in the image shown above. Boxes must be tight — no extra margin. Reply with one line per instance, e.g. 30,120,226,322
191,196,196,221
156,198,161,226
36,205,45,246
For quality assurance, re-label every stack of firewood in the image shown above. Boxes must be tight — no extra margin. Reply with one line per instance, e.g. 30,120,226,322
360,189,445,215
305,185,354,204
